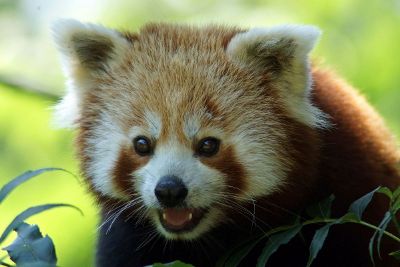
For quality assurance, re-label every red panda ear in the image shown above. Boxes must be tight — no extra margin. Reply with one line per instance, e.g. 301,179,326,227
51,19,131,128
226,25,320,90
226,25,328,128
53,19,131,79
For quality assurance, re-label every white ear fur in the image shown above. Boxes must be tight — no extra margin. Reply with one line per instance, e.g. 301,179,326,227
226,25,328,128
52,19,130,128
227,25,320,67
52,19,130,76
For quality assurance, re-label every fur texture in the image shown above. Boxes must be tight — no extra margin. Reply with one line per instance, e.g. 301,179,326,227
53,20,400,266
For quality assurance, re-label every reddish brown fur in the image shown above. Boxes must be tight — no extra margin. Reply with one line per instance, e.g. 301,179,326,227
113,146,149,196
65,23,400,266
200,145,248,194
311,69,399,215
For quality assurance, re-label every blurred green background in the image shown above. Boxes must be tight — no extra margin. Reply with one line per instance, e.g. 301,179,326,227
0,0,399,266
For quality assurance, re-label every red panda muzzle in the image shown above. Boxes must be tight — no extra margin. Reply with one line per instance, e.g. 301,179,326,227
154,175,188,207
159,208,207,232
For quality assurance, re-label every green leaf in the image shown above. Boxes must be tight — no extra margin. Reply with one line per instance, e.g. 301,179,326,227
368,211,392,264
3,223,56,266
393,187,400,200
256,225,302,267
0,168,67,204
389,250,400,261
339,212,359,222
307,221,340,267
306,195,335,219
393,199,400,213
377,187,393,199
376,212,393,259
151,261,193,267
0,204,82,245
348,187,380,220
392,187,400,212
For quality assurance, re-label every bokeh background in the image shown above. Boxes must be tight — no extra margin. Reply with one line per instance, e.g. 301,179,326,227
0,0,399,266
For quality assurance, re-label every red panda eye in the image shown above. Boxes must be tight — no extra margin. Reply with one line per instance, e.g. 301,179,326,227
197,137,220,157
133,136,152,156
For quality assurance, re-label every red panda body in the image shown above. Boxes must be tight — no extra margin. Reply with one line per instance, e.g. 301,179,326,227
53,21,400,266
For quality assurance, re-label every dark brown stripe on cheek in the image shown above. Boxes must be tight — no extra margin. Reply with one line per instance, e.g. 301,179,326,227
113,146,149,197
200,146,247,194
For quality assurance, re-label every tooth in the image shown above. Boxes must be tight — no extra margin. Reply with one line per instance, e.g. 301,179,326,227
162,213,166,220
188,213,193,221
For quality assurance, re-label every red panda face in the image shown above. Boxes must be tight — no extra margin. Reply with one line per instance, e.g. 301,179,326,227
53,21,326,239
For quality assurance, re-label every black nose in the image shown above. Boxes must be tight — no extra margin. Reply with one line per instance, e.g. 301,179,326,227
154,175,188,207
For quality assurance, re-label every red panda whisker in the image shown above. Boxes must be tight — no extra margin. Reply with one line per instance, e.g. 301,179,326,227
125,204,149,225
211,198,271,233
136,229,160,251
212,194,277,232
104,199,142,234
216,186,306,220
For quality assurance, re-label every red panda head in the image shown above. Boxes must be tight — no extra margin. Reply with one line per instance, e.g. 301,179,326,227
53,20,327,240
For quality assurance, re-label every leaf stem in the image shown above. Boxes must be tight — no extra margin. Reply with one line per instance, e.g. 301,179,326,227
259,217,400,243
301,218,400,243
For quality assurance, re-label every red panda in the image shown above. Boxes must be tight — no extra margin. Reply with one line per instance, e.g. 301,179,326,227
53,20,400,266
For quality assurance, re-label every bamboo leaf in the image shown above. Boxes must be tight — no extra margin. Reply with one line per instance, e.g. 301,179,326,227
257,225,302,267
393,187,400,200
0,204,82,245
0,168,67,204
377,187,393,199
348,187,380,220
307,221,341,267
3,223,56,266
339,212,358,222
389,250,400,261
368,211,392,265
376,212,393,259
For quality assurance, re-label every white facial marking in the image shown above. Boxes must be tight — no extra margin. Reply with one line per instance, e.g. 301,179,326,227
52,85,79,128
136,139,223,208
86,112,129,199
144,110,162,138
183,115,200,139
134,138,226,239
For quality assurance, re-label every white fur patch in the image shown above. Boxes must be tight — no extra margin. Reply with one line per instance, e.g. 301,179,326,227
144,110,162,138
86,112,129,199
52,18,130,74
231,130,288,199
52,19,131,128
227,25,321,62
227,25,329,129
52,83,79,128
183,115,200,139
134,138,225,239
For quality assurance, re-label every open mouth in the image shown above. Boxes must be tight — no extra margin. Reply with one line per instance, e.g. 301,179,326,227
158,208,207,233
